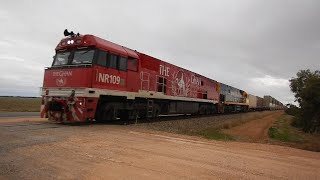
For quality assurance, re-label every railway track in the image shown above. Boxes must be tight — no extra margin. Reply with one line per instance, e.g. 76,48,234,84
0,110,271,129
94,111,247,125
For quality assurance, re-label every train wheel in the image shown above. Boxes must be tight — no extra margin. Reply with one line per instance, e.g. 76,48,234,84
96,103,117,122
139,110,147,119
119,109,129,124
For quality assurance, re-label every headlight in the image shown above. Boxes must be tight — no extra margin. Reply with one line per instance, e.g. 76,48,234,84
67,40,74,45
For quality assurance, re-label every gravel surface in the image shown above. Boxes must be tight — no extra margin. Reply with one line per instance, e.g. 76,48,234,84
0,115,319,179
0,112,39,118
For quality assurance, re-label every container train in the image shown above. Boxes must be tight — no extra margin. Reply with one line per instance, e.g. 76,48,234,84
40,30,284,122
248,95,284,111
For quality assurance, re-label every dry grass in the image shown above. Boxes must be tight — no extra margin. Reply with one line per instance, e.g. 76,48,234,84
268,114,320,152
0,97,41,112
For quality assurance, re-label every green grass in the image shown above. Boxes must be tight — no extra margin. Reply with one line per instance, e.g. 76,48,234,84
268,115,304,143
196,128,234,141
0,97,41,112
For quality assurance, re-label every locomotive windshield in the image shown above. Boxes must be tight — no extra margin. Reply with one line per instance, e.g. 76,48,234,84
52,49,95,66
53,51,70,66
72,49,95,64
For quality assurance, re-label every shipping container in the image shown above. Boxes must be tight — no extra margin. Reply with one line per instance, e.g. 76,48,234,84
263,95,283,110
248,94,257,110
263,95,272,110
256,96,263,110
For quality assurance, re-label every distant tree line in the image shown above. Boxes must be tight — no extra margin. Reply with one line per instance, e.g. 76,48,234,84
287,69,320,133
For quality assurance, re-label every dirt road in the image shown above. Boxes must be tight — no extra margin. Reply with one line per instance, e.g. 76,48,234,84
0,116,319,179
0,112,39,118
223,111,283,142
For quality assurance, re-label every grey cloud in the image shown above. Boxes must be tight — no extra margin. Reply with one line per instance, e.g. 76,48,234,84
0,0,319,104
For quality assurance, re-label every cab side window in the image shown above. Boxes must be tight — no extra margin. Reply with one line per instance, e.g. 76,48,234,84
118,56,127,71
97,50,107,66
97,51,128,71
107,54,118,69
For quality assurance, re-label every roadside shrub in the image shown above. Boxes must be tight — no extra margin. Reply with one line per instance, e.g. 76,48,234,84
268,126,278,139
285,104,300,116
290,117,302,128
289,69,320,133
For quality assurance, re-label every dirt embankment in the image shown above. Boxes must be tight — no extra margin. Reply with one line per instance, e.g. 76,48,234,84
136,111,320,151
135,111,279,135
223,111,283,142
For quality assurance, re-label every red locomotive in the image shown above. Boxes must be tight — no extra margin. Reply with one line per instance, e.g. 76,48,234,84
41,30,280,123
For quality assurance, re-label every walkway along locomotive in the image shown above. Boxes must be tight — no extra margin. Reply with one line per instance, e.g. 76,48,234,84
40,30,282,122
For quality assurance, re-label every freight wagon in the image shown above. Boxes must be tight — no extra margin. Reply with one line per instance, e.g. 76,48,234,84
248,94,257,111
256,96,264,110
263,95,284,110
248,95,283,111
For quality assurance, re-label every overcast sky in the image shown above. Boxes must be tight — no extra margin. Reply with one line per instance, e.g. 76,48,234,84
0,0,319,104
